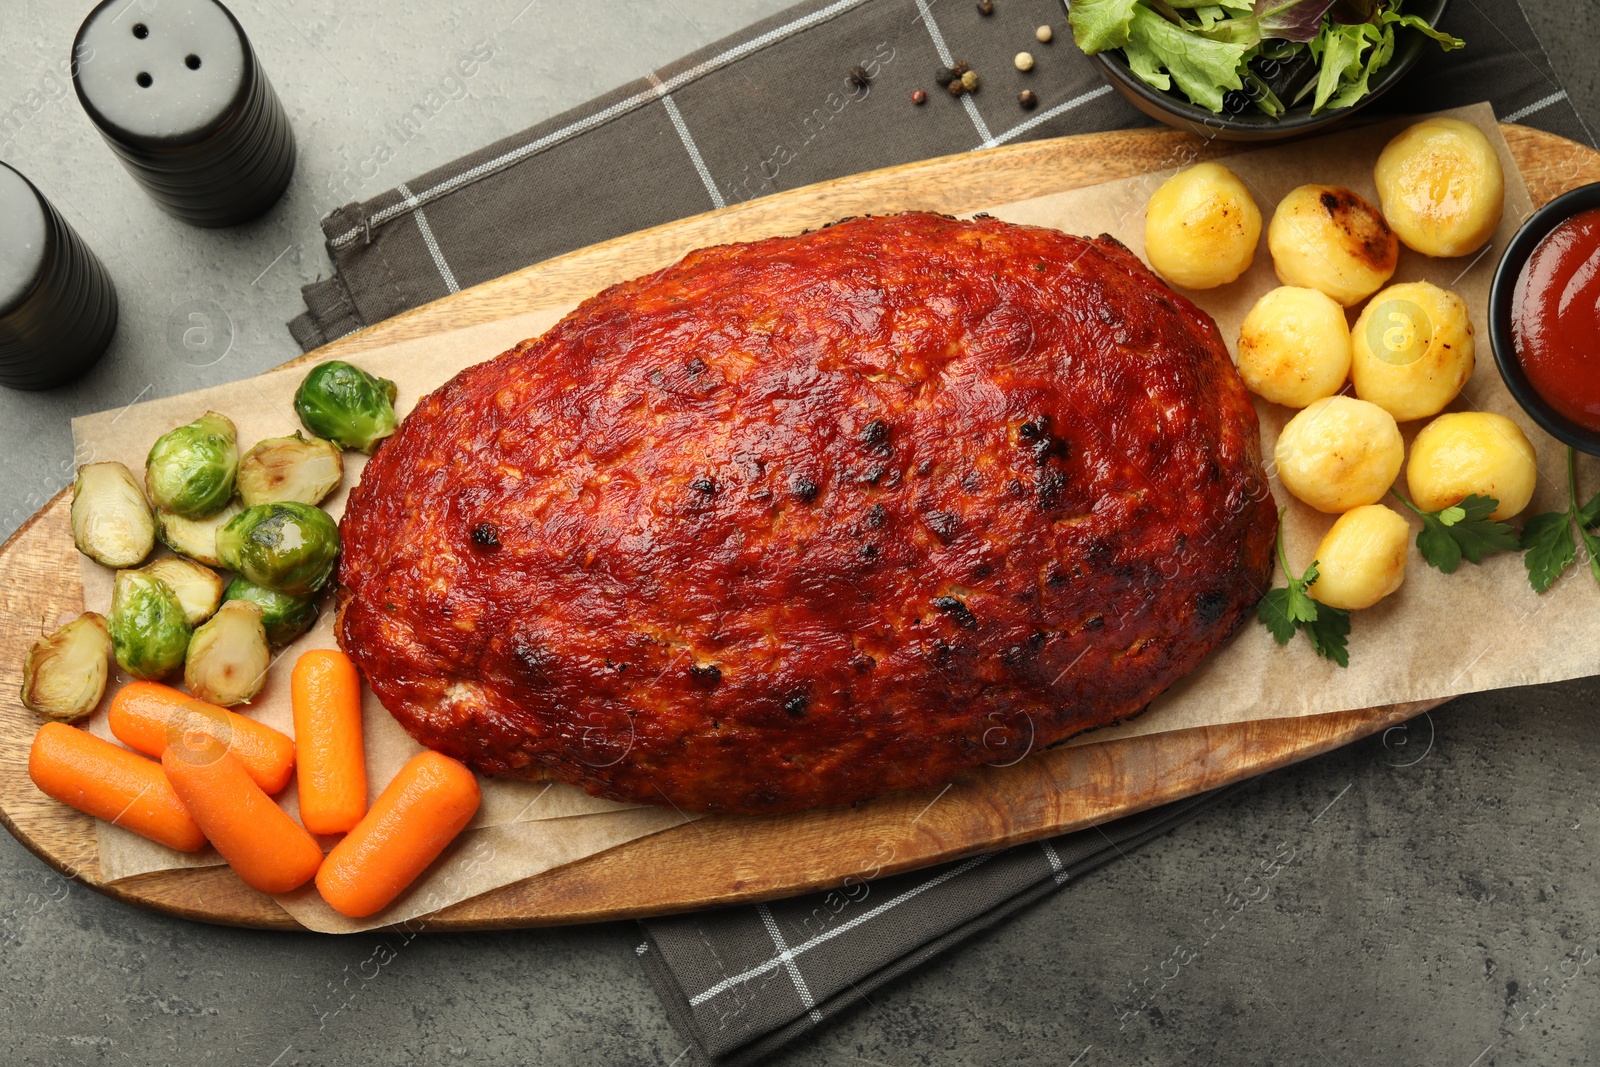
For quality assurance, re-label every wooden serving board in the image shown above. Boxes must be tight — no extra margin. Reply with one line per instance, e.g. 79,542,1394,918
2,124,1596,932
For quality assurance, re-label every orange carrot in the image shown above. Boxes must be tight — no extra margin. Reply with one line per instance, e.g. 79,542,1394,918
290,650,367,835
109,681,294,795
29,723,206,852
315,751,480,918
162,731,323,894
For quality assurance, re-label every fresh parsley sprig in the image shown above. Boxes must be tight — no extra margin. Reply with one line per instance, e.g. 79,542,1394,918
1256,511,1351,667
1389,490,1518,573
1520,446,1600,593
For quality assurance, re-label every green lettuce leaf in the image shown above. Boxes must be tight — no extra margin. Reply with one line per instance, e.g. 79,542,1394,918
1126,4,1250,112
1308,21,1371,111
1069,0,1142,53
1380,9,1464,50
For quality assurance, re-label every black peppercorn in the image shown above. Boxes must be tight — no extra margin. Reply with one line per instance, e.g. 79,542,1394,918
470,523,501,549
1019,89,1039,111
935,66,956,87
847,65,871,89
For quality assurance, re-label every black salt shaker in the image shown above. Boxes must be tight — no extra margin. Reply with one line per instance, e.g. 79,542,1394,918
0,162,119,390
73,0,295,227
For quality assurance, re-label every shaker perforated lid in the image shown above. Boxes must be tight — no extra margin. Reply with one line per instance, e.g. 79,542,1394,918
74,0,249,149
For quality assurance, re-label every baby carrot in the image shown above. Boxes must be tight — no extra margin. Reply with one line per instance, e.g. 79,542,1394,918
29,723,206,852
109,681,294,795
315,751,480,918
162,731,323,895
290,650,367,835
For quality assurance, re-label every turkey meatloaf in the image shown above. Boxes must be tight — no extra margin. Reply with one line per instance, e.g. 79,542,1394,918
337,212,1277,814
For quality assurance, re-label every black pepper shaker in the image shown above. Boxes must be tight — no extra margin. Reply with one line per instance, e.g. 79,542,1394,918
73,0,295,227
0,162,119,390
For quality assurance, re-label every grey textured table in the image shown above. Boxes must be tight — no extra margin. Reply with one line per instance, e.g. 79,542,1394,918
2,3,1599,1064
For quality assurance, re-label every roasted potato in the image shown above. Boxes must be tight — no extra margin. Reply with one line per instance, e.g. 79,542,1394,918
1144,163,1263,290
1308,504,1410,611
1274,396,1404,513
1350,281,1475,422
1268,184,1398,307
1406,412,1538,520
1236,286,1352,407
1375,117,1505,258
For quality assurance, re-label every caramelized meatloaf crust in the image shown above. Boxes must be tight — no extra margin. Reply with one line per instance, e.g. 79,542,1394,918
337,212,1276,814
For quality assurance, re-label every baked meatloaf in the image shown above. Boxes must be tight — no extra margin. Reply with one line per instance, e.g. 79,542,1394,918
337,212,1276,814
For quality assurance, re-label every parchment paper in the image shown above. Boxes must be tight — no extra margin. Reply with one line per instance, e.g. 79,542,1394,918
66,103,1595,931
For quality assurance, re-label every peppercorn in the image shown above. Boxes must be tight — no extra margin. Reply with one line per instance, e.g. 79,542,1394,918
1019,89,1038,111
961,69,980,92
912,88,927,105
935,66,956,87
1015,51,1035,72
1036,24,1054,43
950,59,970,77
947,79,966,98
847,65,871,89
976,0,994,13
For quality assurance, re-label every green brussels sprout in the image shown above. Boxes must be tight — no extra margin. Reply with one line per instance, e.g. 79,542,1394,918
71,462,155,568
108,570,192,681
222,575,319,647
237,432,344,507
22,612,112,722
294,361,399,453
184,601,271,706
156,497,244,568
137,557,225,626
145,411,239,519
217,502,341,597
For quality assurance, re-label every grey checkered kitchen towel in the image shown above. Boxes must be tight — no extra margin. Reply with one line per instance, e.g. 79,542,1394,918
637,786,1232,1067
288,0,1589,348
285,0,1584,1063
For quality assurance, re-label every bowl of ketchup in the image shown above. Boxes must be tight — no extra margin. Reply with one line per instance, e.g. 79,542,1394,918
1490,182,1600,455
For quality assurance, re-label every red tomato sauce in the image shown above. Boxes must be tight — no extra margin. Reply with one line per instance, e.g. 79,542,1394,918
1513,206,1600,431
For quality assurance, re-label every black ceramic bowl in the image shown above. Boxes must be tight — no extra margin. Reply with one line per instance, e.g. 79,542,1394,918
1074,0,1450,142
1488,181,1600,456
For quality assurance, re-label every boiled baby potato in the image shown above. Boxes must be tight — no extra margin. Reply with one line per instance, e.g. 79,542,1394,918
1267,184,1399,307
1308,504,1410,611
1144,162,1262,290
1407,411,1537,520
1274,395,1404,513
1237,286,1352,407
1375,117,1505,258
1350,281,1475,422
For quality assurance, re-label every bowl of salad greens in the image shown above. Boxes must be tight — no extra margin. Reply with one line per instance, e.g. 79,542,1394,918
1067,0,1461,142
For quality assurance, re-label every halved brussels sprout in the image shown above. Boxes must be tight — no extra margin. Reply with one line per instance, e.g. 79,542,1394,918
183,600,270,706
145,411,239,519
217,502,341,597
71,462,155,568
294,361,398,453
108,570,192,681
237,432,343,507
222,575,319,647
157,497,244,568
137,557,225,626
22,612,112,721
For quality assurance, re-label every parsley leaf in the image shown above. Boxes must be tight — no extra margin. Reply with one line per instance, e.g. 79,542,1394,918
1521,508,1577,593
1392,490,1518,574
1255,511,1351,666
1522,446,1600,592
